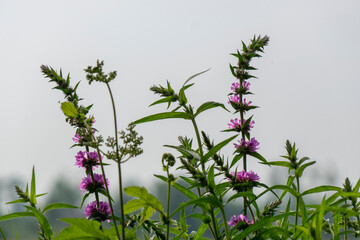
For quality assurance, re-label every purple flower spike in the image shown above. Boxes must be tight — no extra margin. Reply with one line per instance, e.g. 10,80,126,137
75,151,101,170
79,173,109,194
228,214,253,226
85,201,111,222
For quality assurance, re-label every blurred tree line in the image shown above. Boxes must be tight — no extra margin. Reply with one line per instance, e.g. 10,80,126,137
0,165,340,239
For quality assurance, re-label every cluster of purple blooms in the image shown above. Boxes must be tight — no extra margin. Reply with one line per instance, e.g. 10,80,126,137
227,76,261,226
228,79,259,153
230,170,260,183
72,117,111,222
228,214,254,226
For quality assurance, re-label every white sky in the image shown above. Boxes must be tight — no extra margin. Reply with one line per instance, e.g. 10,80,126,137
1,0,360,197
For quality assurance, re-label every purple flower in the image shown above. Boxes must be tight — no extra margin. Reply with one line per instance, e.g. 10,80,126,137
228,214,254,226
87,115,96,126
75,151,101,170
231,82,240,92
234,138,260,153
72,133,81,143
228,118,255,132
229,95,240,104
85,201,111,222
230,170,260,183
242,81,250,91
79,173,109,194
243,98,252,107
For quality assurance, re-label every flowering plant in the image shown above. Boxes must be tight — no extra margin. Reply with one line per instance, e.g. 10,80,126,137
1,35,359,239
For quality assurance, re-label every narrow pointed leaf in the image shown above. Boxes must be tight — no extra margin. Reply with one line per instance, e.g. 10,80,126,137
42,202,78,213
30,166,36,205
183,69,210,86
134,112,191,124
202,135,238,163
0,212,35,221
194,101,228,117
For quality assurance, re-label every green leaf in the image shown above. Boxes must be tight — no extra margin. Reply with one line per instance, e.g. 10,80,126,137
179,87,187,105
6,199,28,204
0,226,6,240
248,152,267,163
30,166,36,205
261,160,291,168
124,186,149,199
194,101,228,117
187,213,211,224
183,69,210,86
25,206,52,239
207,165,215,190
42,202,78,213
295,161,316,178
180,208,188,233
301,185,341,196
124,199,146,214
233,213,290,238
61,101,78,117
149,96,175,107
202,135,238,164
133,112,191,124
230,153,243,168
55,218,106,239
193,223,208,240
0,212,35,221
226,192,256,203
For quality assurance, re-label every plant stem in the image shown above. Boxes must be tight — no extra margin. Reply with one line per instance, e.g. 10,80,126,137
220,206,230,240
166,167,171,240
295,176,300,228
94,146,120,239
190,117,219,239
106,82,125,239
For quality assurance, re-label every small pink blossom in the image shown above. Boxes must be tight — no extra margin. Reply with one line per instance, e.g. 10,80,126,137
234,138,260,153
79,173,109,194
231,82,240,92
228,214,254,226
242,81,250,91
230,170,260,183
228,118,255,132
229,95,240,104
85,201,111,222
72,133,81,143
75,151,101,170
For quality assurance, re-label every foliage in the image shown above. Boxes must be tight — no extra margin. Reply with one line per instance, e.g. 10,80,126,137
1,35,359,240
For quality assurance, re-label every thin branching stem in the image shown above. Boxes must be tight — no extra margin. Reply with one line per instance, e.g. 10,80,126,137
105,82,125,239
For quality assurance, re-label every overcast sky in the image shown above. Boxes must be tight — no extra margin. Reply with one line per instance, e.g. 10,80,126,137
1,0,360,200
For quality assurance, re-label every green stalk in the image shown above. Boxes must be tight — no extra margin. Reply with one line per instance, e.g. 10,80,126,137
166,167,171,240
220,206,230,240
190,117,219,239
295,176,300,229
106,82,125,239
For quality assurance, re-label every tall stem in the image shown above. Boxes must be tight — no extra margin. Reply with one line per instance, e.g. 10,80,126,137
106,83,125,239
166,167,171,240
190,117,219,239
295,176,300,228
